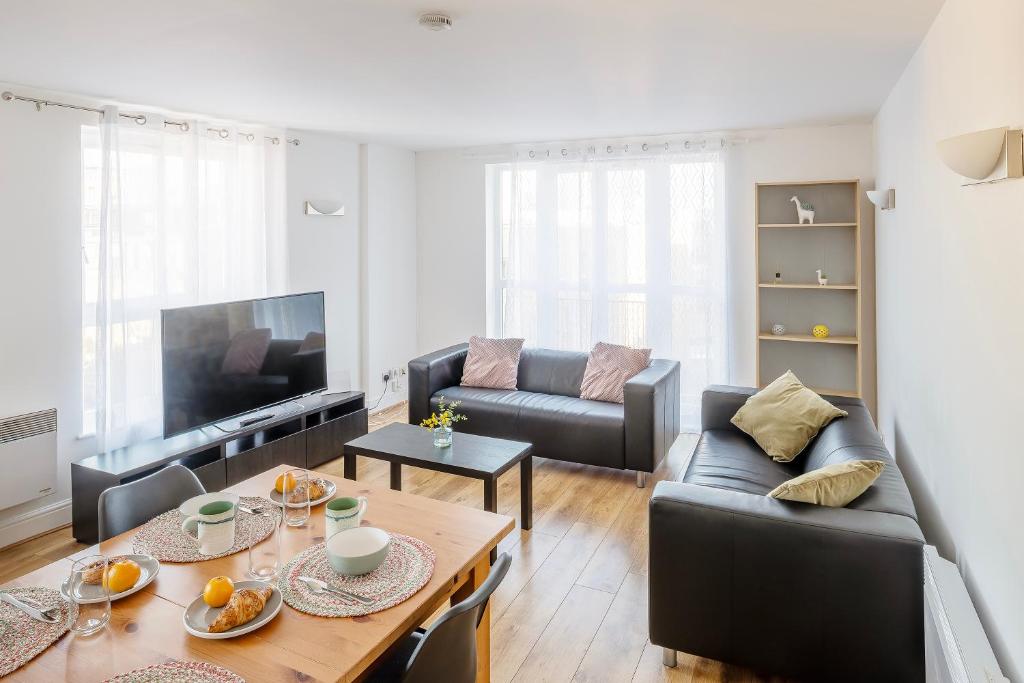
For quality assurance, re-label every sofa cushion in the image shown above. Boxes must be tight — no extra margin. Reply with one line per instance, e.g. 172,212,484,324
460,336,524,390
517,348,589,398
730,371,848,462
682,429,802,496
580,342,652,403
431,386,625,469
769,459,885,507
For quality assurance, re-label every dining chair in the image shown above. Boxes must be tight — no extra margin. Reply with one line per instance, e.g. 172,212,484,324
97,464,206,541
368,552,512,682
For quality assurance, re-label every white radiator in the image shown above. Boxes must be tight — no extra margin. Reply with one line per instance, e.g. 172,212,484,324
0,409,57,510
924,545,1010,683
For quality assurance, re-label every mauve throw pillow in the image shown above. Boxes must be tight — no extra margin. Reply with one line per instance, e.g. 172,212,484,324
221,328,272,375
460,336,525,390
579,342,652,403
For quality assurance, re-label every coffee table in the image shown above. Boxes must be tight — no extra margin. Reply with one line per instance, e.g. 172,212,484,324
343,423,532,559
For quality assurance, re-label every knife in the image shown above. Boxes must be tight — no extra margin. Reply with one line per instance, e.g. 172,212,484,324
297,576,374,605
0,591,60,623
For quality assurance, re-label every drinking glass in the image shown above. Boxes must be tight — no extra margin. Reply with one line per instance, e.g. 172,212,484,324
68,555,110,635
284,468,310,527
248,509,281,581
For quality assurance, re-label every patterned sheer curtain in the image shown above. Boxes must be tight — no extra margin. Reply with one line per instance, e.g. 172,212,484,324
83,107,287,451
489,146,729,430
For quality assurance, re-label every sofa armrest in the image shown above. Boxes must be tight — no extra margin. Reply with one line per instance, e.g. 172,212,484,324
649,481,924,681
407,344,469,425
700,384,756,433
623,359,680,472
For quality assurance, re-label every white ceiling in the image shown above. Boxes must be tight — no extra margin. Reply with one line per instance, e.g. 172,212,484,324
1,0,943,150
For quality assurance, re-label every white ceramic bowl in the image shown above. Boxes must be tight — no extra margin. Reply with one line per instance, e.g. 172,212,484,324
326,527,391,576
178,492,240,518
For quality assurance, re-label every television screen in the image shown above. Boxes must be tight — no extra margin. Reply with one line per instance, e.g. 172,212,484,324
161,292,327,437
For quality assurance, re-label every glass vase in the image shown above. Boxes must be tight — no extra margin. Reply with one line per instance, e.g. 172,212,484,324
433,425,453,448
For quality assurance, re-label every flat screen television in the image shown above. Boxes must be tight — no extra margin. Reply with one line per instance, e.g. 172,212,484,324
161,292,327,438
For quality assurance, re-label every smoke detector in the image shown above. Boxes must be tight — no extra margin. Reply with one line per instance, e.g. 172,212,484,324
418,12,453,31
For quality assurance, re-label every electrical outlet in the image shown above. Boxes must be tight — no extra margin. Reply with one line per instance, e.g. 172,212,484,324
381,370,391,384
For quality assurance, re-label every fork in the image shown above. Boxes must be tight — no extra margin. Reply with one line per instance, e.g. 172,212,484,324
18,595,61,621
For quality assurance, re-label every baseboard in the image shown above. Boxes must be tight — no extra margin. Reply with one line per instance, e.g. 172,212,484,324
0,498,72,550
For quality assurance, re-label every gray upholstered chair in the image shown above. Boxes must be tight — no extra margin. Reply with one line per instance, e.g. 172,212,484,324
97,464,205,541
368,552,512,682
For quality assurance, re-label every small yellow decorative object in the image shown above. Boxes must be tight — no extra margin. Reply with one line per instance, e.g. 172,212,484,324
812,324,830,339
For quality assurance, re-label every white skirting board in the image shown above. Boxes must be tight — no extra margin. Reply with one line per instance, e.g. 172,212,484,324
924,545,1009,683
0,497,71,550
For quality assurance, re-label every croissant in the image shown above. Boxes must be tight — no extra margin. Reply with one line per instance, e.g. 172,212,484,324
208,586,273,633
288,478,327,504
82,555,129,584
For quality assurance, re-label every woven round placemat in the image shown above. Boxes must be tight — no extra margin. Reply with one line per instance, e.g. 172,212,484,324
131,497,278,563
103,659,245,683
279,533,435,617
0,586,76,677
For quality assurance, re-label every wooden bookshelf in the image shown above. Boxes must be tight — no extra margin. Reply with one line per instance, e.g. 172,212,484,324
755,180,862,397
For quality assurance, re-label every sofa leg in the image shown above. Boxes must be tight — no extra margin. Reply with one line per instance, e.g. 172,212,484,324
662,648,677,668
636,471,647,488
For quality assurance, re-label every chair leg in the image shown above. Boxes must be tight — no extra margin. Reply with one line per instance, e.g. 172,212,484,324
636,471,647,488
663,648,677,668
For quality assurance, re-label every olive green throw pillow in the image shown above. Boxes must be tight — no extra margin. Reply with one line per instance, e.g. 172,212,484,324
730,370,848,462
769,459,885,507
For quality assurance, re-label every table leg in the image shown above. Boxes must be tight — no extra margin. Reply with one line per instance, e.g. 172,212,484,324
343,450,356,480
452,556,491,683
520,456,532,530
483,478,498,563
390,462,402,491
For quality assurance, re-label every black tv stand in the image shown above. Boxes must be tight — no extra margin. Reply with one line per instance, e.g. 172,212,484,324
71,391,367,543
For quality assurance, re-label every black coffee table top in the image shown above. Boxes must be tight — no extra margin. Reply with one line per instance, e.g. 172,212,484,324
343,423,532,479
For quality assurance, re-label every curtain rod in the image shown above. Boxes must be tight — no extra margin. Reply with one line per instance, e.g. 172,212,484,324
2,90,300,146
460,134,747,161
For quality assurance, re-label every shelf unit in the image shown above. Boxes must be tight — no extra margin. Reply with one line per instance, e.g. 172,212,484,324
755,180,862,397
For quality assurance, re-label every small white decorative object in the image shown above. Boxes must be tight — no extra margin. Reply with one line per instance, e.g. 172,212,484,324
790,195,815,224
816,269,828,286
771,324,786,336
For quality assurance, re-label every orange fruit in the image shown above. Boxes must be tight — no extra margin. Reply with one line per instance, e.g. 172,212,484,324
203,576,234,608
103,560,142,594
275,472,297,494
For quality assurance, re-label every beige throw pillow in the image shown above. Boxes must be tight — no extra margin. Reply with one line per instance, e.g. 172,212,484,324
730,370,848,462
769,459,885,507
460,336,525,390
579,342,652,404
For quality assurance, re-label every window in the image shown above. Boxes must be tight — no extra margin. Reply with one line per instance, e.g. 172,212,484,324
488,154,728,428
81,121,285,447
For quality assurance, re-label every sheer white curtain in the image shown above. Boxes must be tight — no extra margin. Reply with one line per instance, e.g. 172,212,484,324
490,147,729,430
84,107,287,451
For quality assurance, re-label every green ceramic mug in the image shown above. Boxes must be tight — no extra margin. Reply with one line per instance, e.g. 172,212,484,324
181,500,236,555
325,496,367,539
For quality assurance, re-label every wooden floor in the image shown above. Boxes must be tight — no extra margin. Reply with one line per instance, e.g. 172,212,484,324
1,401,777,683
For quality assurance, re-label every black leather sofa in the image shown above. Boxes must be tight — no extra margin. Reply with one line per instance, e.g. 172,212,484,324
649,385,925,682
408,344,681,485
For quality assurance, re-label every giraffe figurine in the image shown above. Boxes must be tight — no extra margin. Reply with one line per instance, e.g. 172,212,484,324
790,196,815,224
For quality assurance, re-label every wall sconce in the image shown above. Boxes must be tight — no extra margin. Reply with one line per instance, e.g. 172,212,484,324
936,127,1023,185
866,189,896,210
304,201,345,216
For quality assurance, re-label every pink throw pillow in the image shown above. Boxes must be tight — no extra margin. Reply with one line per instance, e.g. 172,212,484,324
460,336,525,390
579,342,652,403
221,328,272,375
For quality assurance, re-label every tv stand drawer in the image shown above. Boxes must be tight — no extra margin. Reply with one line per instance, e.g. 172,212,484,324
306,408,368,469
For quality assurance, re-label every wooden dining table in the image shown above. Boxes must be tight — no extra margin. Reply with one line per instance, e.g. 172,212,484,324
2,465,515,682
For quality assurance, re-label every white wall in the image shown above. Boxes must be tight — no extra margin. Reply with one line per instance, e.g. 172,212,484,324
360,143,418,409
416,124,876,412
286,131,362,394
0,98,96,546
874,0,1023,677
0,89,416,548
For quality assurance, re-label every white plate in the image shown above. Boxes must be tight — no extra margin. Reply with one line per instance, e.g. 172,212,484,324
61,554,160,604
178,492,241,518
182,581,282,640
269,479,336,508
